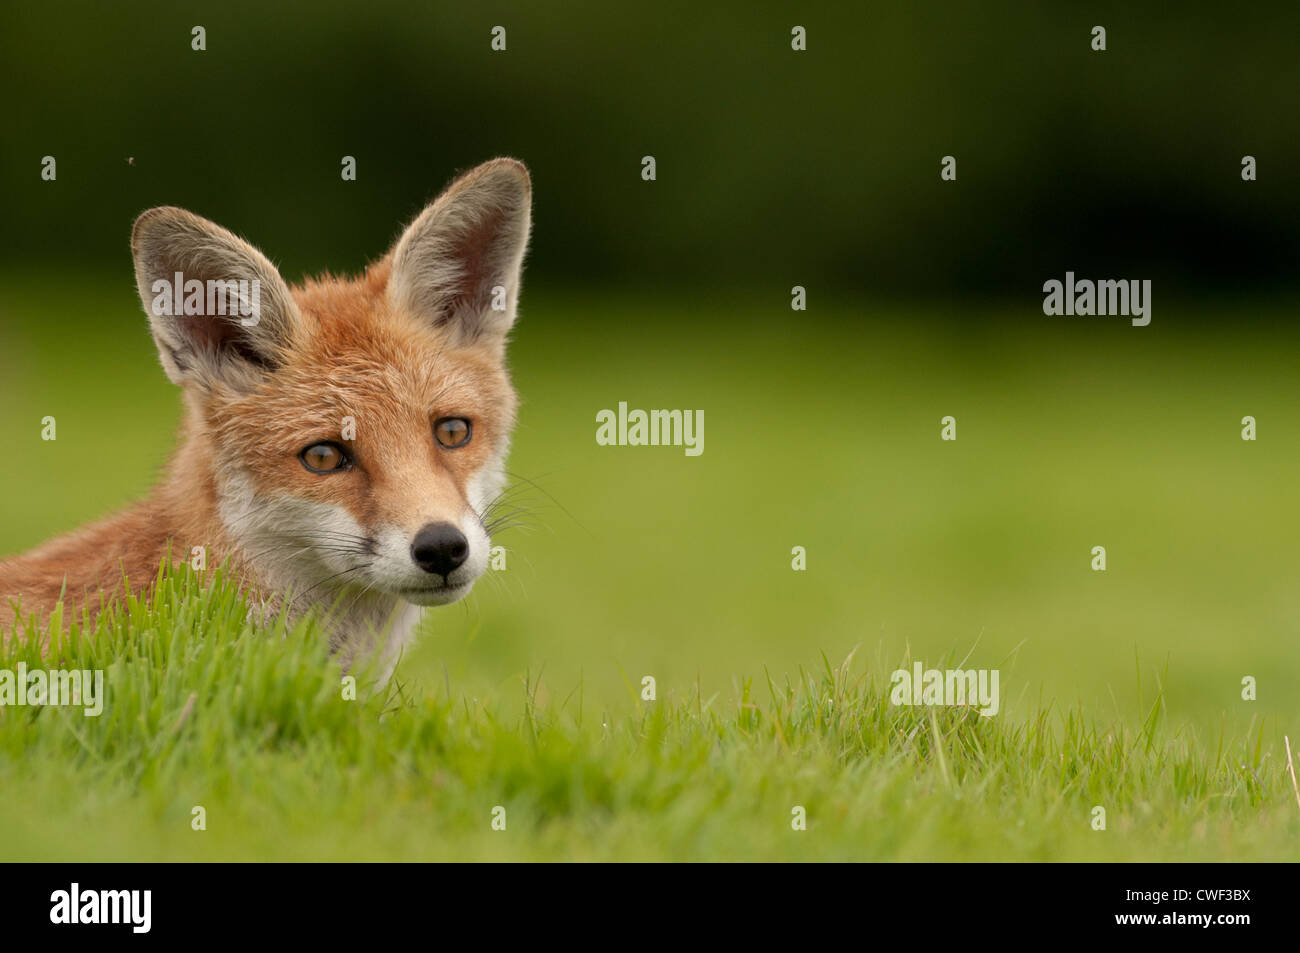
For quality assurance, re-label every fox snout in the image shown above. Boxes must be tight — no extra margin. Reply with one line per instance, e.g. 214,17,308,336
383,518,488,605
410,523,469,578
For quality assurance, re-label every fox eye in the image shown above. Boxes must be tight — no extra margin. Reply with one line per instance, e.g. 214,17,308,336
434,417,472,449
300,442,350,473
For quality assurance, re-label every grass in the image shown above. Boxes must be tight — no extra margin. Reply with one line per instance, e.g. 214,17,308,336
0,564,1295,861
1,273,1299,859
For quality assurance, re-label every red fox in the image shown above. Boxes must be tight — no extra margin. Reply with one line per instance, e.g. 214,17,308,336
0,158,532,677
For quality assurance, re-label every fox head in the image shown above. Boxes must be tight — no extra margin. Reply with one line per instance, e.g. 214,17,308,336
129,159,530,621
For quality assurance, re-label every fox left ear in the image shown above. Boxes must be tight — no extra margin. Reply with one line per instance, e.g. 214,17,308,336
387,158,532,346
131,207,302,391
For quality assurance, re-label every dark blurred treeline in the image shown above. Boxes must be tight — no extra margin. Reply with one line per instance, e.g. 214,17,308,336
3,1,1299,298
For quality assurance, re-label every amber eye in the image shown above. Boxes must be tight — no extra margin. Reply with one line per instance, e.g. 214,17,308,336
434,417,472,449
300,442,350,473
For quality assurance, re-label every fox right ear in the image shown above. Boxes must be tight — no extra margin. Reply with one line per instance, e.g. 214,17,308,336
387,158,532,349
131,207,301,391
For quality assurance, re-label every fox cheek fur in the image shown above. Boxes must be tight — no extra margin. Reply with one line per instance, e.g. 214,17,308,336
0,158,532,677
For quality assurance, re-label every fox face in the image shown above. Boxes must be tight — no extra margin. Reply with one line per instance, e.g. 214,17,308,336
204,283,517,609
119,158,531,661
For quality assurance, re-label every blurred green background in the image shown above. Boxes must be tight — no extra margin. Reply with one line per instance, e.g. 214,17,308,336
3,1,1300,294
2,1,1298,738
1,276,1297,737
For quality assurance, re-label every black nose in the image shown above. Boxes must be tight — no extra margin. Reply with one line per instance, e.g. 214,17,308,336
410,522,469,577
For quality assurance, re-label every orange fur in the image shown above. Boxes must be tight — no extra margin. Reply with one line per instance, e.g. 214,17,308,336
0,158,531,668
0,261,515,631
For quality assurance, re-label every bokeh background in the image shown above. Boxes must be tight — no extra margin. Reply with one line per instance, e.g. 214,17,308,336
2,1,1299,735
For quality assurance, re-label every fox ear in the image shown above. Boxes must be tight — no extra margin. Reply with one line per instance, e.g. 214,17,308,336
387,158,532,346
131,207,301,390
